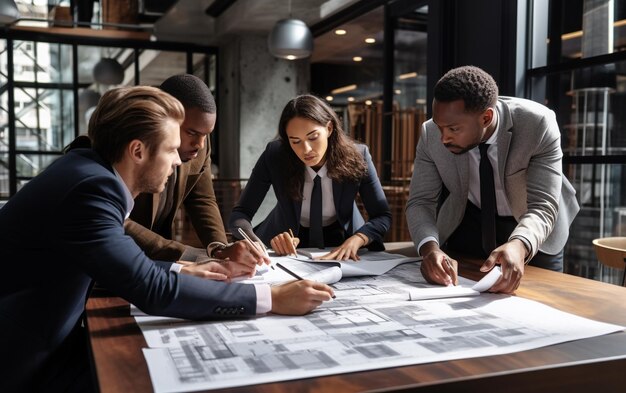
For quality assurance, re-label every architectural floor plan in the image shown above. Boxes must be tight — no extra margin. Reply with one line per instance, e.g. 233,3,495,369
134,262,624,393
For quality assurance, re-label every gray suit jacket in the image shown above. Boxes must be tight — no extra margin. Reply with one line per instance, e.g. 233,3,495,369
406,97,580,257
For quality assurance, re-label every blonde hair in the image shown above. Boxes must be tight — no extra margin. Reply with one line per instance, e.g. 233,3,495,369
87,86,185,164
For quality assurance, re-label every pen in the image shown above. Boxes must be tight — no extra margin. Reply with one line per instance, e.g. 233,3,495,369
287,228,298,257
238,227,274,269
444,256,453,270
444,256,456,286
276,262,336,299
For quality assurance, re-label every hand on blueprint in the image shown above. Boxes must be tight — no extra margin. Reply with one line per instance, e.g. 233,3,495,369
270,232,300,256
215,240,270,272
178,261,230,281
419,241,458,286
270,280,335,315
317,235,367,261
480,239,526,294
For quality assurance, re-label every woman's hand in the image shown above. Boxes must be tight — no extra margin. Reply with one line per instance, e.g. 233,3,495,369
270,232,300,256
318,234,368,261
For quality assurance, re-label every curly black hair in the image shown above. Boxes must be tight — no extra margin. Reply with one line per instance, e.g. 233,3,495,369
433,66,498,112
160,74,216,114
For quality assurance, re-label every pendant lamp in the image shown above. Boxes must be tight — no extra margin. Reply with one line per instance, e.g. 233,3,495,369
93,58,124,85
267,1,313,60
0,0,19,25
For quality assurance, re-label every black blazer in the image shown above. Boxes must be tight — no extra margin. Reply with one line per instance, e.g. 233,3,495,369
0,149,257,391
229,140,391,250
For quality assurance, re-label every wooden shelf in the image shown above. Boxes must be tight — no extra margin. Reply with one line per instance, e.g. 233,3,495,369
9,24,152,42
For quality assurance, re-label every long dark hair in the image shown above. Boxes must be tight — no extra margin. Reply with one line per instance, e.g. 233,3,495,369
278,94,367,200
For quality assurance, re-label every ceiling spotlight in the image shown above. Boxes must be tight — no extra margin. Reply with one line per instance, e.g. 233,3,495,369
335,29,347,35
365,37,376,44
347,97,355,102
326,96,333,101
398,72,418,80
331,84,357,94
365,100,372,106
268,18,314,60
353,56,362,62
394,89,401,94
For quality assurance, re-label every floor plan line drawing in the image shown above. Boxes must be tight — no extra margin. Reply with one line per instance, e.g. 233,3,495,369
133,263,625,393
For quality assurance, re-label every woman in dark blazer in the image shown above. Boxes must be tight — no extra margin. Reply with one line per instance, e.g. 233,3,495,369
229,94,391,260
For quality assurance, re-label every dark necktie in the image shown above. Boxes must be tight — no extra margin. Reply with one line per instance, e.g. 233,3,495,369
479,143,497,254
309,175,324,248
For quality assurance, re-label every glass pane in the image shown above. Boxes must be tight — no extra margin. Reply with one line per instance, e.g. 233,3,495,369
16,153,61,178
0,39,8,150
565,163,626,285
392,5,428,182
311,6,384,105
14,88,74,151
13,41,72,84
0,39,7,86
533,0,626,65
138,50,187,86
530,61,626,158
192,53,216,92
0,153,7,199
78,46,134,86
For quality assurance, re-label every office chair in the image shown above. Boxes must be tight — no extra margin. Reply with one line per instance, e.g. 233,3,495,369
592,237,626,287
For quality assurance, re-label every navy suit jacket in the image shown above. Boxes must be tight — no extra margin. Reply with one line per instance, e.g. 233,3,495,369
0,149,257,391
229,141,391,250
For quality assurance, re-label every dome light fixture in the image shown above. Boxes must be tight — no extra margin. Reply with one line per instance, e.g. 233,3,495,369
0,0,19,25
268,18,313,60
93,58,124,85
268,0,313,60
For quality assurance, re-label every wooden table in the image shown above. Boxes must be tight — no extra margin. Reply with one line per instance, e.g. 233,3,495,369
85,242,626,392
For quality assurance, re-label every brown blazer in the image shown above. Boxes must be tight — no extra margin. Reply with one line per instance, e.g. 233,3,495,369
125,140,228,261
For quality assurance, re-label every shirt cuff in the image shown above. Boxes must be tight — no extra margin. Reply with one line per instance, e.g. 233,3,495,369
170,263,183,273
254,284,272,314
417,236,438,256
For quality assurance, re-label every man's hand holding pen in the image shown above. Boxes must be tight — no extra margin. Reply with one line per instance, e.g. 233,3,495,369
419,241,458,286
213,240,270,278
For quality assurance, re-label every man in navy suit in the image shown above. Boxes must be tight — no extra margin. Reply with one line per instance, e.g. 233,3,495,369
0,86,333,392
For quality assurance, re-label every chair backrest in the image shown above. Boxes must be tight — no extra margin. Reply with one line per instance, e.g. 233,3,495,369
592,237,626,270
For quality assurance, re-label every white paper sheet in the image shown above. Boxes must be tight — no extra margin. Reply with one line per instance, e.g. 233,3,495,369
135,263,624,393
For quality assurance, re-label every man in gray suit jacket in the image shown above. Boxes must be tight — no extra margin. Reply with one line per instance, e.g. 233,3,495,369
406,66,579,294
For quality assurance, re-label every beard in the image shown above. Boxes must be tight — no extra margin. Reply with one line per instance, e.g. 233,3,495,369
444,142,479,155
137,170,172,194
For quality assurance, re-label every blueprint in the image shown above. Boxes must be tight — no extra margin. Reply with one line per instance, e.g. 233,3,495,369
135,263,625,393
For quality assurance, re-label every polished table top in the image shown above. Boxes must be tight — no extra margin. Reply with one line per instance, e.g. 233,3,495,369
85,242,626,392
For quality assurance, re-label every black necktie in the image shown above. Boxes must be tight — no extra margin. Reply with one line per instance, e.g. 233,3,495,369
479,143,497,254
309,175,324,248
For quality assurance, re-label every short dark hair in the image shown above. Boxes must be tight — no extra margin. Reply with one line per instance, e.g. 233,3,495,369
88,86,184,164
433,66,498,113
160,74,216,114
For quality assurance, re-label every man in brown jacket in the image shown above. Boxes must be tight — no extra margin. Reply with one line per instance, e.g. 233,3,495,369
125,74,266,273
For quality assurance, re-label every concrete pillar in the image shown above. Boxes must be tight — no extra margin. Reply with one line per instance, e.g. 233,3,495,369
218,34,309,225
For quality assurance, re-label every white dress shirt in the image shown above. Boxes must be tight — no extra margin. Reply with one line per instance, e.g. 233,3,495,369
300,164,337,227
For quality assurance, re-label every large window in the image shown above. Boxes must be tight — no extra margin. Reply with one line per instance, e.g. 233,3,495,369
310,2,428,242
529,0,626,284
0,32,216,198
